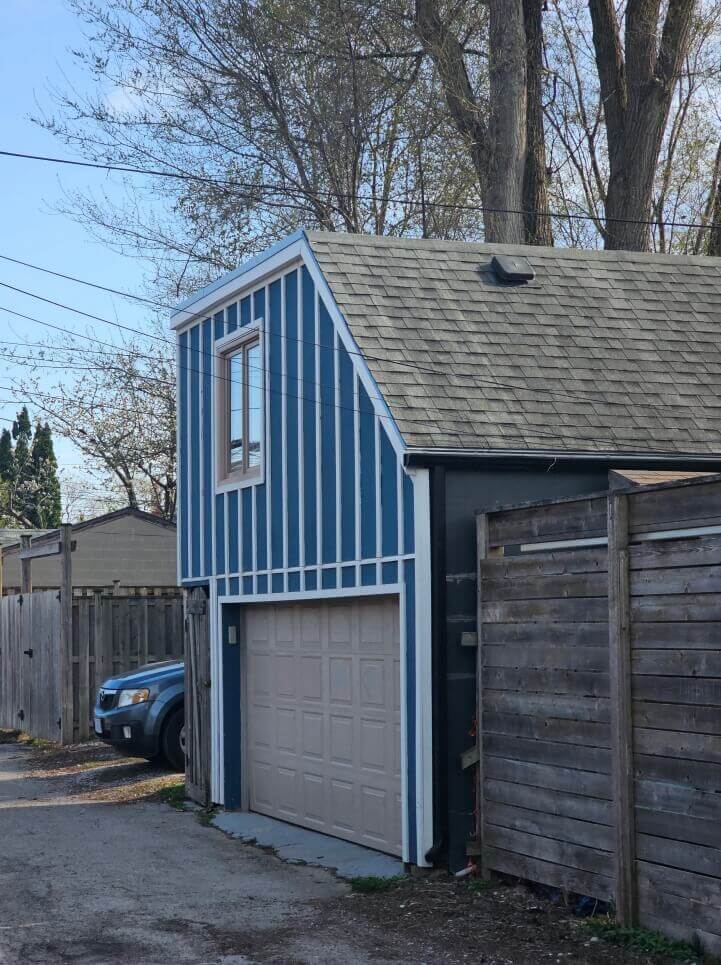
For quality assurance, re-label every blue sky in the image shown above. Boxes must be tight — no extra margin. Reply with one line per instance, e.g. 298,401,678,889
1,0,159,506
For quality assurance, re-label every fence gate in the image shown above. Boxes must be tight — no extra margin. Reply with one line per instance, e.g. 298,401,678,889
0,591,61,740
184,587,211,806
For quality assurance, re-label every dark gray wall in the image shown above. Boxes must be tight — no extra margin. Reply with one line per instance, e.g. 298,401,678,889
434,464,609,871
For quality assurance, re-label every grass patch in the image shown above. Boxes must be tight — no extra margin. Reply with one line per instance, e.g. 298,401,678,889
196,807,218,827
350,875,406,894
468,877,493,895
154,780,187,809
586,917,700,961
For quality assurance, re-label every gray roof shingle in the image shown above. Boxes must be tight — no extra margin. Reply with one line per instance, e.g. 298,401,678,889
306,231,721,456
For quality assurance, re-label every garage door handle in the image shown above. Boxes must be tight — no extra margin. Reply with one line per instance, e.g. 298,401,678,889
23,648,33,658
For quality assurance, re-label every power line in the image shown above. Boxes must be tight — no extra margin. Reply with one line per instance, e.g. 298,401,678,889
1,148,720,232
0,274,707,413
1,288,716,425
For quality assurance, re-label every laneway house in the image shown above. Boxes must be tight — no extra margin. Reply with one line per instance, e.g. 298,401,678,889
173,232,721,868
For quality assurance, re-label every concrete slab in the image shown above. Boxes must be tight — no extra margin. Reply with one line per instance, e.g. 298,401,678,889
213,811,405,880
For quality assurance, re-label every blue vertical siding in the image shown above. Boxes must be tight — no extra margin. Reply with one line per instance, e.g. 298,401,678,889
380,427,398,558
240,295,251,327
178,331,189,580
339,343,355,561
302,267,317,565
254,288,265,321
189,324,201,576
228,490,239,573
177,256,421,864
255,486,267,570
285,270,300,568
227,302,237,333
215,493,225,574
242,488,253,571
202,319,213,576
214,310,224,341
319,303,336,564
403,473,415,554
269,279,283,570
359,382,376,559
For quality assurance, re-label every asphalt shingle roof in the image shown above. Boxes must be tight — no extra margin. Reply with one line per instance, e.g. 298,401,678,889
306,231,721,456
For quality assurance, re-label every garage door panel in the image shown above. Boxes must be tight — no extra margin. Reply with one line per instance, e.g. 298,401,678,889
329,656,353,704
300,655,323,701
246,596,401,856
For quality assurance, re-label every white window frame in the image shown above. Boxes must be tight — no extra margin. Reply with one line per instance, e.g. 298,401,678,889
215,321,265,491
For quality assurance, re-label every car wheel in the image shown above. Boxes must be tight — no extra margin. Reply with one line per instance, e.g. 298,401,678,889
162,708,186,772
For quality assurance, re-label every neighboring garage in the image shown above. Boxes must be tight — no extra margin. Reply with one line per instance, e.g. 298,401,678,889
244,596,402,857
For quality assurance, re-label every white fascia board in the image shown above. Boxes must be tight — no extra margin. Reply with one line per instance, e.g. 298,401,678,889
169,229,407,460
300,236,407,460
169,232,305,332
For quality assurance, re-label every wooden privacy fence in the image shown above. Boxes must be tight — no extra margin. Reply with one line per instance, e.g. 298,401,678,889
471,474,721,955
0,590,184,743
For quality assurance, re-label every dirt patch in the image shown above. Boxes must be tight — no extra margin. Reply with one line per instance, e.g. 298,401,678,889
2,729,184,804
332,874,700,965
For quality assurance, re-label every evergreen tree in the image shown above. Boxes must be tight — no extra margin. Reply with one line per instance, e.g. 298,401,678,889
30,422,62,527
0,428,13,484
12,407,34,525
0,409,63,527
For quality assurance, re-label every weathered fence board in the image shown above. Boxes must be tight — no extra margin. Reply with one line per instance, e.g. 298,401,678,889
474,475,721,954
184,587,210,806
0,590,183,743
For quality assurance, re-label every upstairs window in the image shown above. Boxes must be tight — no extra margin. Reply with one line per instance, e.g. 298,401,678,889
219,332,263,485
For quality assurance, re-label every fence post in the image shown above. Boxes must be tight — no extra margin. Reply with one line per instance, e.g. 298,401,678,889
608,492,636,925
475,512,489,878
59,524,74,744
20,534,32,594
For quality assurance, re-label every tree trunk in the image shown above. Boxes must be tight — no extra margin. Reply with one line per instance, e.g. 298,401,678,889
589,0,695,251
708,148,721,256
522,0,553,246
415,0,537,245
486,0,527,243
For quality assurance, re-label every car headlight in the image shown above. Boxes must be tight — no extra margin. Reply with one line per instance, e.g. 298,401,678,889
117,688,150,708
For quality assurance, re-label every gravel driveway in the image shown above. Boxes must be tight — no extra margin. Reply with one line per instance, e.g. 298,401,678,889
0,738,691,965
0,741,410,965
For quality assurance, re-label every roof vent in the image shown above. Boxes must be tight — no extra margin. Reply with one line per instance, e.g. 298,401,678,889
490,254,535,283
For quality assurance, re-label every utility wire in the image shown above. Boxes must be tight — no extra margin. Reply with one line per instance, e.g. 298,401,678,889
1,276,712,413
1,148,720,232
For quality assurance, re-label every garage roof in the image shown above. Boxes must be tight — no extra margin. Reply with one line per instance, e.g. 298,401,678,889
306,232,721,457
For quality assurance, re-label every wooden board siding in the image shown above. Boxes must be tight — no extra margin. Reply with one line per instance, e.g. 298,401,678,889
478,545,613,903
475,476,721,955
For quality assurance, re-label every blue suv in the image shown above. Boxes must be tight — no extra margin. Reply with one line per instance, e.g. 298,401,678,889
93,660,185,770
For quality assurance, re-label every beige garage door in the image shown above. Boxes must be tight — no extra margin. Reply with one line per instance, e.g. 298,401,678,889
244,595,402,856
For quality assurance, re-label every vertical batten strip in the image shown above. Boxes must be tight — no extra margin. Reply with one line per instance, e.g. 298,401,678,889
285,269,299,571
189,324,201,577
269,279,284,578
202,319,213,577
334,329,341,582
297,267,305,570
339,342,355,566
178,331,189,580
315,287,322,573
374,414,381,582
353,370,361,583
319,301,336,569
301,267,317,569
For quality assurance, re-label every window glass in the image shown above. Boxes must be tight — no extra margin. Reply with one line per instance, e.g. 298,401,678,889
247,342,262,468
228,352,244,466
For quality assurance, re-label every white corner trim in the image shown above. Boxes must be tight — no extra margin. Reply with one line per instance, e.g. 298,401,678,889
209,581,225,805
410,467,433,866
